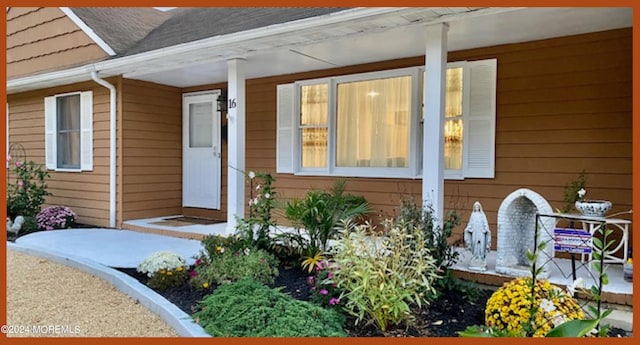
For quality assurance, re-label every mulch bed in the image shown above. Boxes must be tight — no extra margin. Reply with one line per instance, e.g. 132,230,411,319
112,265,535,337
114,265,631,337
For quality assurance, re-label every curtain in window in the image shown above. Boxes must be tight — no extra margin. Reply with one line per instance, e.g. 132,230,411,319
444,68,463,170
336,76,411,168
57,95,81,168
300,84,328,168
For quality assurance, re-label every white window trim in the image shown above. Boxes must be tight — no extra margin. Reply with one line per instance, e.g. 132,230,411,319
44,91,93,172
295,67,420,179
278,60,496,180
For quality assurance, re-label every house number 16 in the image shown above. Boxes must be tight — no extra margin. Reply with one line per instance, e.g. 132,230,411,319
228,98,237,109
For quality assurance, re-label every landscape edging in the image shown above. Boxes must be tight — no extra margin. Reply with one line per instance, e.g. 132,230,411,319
6,242,211,337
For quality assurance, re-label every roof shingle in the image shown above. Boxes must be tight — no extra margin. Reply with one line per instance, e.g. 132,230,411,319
70,7,171,55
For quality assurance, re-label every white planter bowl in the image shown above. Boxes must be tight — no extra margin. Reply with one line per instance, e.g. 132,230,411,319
575,200,612,217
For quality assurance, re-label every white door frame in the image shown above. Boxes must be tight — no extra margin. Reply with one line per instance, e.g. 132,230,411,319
182,90,222,210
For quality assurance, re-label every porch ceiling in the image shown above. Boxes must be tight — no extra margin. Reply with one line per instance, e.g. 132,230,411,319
127,7,632,88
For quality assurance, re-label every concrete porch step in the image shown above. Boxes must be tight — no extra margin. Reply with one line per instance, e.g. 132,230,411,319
122,216,228,241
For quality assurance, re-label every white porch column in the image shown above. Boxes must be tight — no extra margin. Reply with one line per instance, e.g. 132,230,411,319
422,23,448,227
226,58,247,234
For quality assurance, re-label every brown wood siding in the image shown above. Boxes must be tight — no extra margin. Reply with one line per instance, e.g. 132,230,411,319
7,7,108,79
7,81,113,227
120,79,183,222
233,28,632,249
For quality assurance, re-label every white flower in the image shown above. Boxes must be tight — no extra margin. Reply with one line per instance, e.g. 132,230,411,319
256,184,261,191
577,188,587,200
253,198,260,205
539,298,556,313
244,248,251,256
264,193,271,199
137,251,186,277
566,277,585,297
248,171,256,179
248,199,254,206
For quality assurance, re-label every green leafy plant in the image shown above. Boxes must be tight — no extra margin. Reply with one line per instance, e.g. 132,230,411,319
6,158,51,231
235,171,277,250
562,170,587,213
137,251,189,290
395,196,463,302
395,196,462,270
193,278,346,337
191,248,279,288
201,233,249,258
329,219,440,331
280,180,369,270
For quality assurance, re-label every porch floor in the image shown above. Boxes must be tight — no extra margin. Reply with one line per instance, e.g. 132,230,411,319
452,248,633,307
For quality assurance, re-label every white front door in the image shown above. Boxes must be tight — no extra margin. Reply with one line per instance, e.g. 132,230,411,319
182,91,221,209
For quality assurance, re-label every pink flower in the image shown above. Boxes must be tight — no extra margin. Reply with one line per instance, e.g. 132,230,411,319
17,180,24,189
190,270,197,277
15,160,22,168
307,276,315,285
319,289,328,295
329,297,340,306
328,272,333,279
195,258,202,265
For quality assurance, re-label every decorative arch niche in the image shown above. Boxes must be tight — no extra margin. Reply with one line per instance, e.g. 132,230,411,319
496,188,555,278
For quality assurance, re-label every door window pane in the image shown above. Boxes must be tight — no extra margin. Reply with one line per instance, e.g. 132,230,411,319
189,102,213,148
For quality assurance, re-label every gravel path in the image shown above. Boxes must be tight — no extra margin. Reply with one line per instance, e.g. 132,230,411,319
5,249,179,337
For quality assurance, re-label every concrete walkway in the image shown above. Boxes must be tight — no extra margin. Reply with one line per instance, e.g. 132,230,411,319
14,228,204,268
8,228,210,337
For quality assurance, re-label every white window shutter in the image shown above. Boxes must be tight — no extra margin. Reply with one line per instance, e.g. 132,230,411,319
276,83,295,173
463,59,497,178
80,91,93,171
44,96,57,170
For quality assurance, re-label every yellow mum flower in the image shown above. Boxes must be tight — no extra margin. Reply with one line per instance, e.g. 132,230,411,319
203,282,209,288
485,278,583,337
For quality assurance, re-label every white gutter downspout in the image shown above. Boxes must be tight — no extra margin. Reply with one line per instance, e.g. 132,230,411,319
91,70,117,228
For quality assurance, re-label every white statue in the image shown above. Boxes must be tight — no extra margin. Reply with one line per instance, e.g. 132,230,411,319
7,215,25,236
464,201,491,271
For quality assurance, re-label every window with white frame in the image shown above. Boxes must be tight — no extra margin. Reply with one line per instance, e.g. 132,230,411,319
277,58,496,179
44,91,93,171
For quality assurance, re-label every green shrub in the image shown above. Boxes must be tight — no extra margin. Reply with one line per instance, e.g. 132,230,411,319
329,219,440,331
194,278,346,337
201,233,248,258
191,248,279,288
396,196,461,270
280,180,369,267
6,158,50,220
